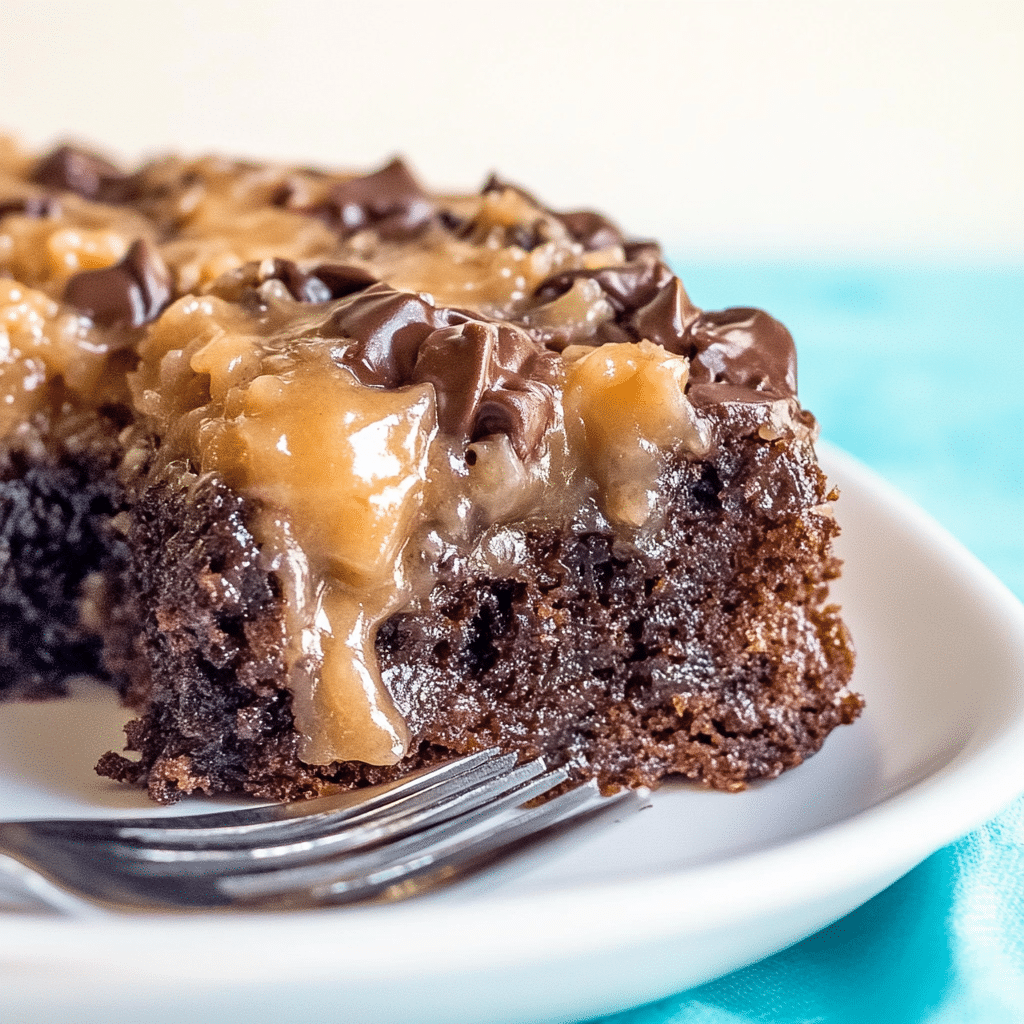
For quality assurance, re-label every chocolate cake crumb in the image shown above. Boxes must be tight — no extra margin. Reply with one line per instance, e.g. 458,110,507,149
98,409,858,802
0,411,129,700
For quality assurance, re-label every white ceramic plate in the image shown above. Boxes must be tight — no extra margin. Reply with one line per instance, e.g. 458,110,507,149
3,444,1024,1024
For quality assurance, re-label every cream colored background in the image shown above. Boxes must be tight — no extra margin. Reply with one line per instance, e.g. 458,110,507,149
2,0,1022,259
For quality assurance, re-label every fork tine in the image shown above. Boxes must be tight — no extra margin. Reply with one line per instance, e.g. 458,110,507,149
106,761,567,874
2,766,582,912
226,781,637,908
26,747,514,846
112,749,527,849
0,769,641,913
215,768,583,899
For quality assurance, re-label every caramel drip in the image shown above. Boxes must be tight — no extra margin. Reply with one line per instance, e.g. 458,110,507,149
204,360,436,765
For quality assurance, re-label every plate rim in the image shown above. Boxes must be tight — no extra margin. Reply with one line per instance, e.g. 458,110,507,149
3,442,1024,984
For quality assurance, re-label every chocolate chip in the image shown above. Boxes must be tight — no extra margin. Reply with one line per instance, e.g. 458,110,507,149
557,210,624,251
309,263,378,300
622,240,663,263
480,172,506,194
593,321,637,347
269,259,319,302
685,308,797,398
629,278,700,354
306,159,434,240
412,322,497,438
411,320,558,460
270,180,297,208
316,283,557,459
64,239,172,328
482,175,624,252
453,207,545,251
509,223,542,252
437,209,467,234
31,145,129,203
207,260,378,306
471,386,553,458
534,255,674,316
0,196,61,221
480,173,541,206
325,284,444,387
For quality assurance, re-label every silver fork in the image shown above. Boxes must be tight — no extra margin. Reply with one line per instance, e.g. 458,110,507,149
0,749,641,914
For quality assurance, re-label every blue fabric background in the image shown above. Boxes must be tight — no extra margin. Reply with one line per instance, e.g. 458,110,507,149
586,264,1024,1024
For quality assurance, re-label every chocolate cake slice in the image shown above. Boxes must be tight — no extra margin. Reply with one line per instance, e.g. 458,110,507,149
0,136,859,802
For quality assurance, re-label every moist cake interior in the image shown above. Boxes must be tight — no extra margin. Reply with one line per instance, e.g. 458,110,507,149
0,137,859,802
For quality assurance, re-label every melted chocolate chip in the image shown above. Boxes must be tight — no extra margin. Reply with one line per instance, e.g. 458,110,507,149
411,321,558,459
305,159,434,240
557,210,624,251
480,172,508,195
455,211,546,252
64,239,172,328
507,222,544,252
593,321,638,347
209,260,378,306
622,240,663,263
0,195,61,221
262,259,322,302
206,259,301,305
30,145,129,204
310,263,378,299
685,308,797,399
482,174,625,252
629,278,699,354
437,209,467,234
270,179,299,209
480,173,540,205
324,284,446,387
315,284,558,459
534,254,674,316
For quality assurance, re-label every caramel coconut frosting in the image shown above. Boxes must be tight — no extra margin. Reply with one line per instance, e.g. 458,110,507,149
0,137,858,801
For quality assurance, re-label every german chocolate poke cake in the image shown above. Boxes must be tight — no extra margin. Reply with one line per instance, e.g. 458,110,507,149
0,136,860,803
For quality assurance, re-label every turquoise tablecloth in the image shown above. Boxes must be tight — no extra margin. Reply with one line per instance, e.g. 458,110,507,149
588,263,1024,1024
